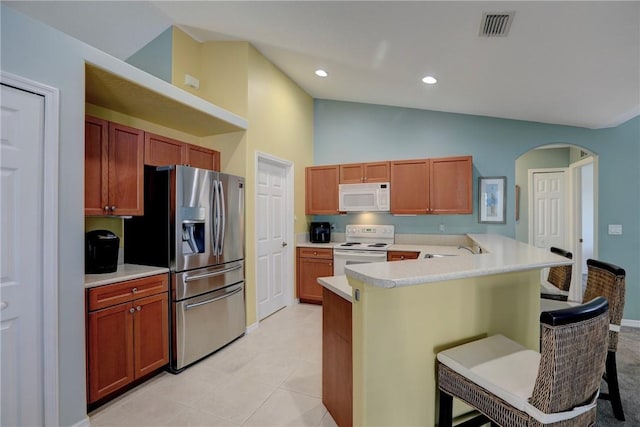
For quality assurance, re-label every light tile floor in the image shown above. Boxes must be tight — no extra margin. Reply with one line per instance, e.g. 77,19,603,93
89,303,338,427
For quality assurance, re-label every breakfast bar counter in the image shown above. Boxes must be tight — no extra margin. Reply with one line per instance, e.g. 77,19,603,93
325,234,570,426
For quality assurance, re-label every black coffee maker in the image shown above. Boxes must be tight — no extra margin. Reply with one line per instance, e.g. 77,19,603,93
85,230,120,273
309,222,331,243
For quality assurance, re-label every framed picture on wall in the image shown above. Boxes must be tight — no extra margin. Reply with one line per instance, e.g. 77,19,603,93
478,176,506,224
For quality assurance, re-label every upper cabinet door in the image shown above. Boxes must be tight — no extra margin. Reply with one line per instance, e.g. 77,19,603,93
108,122,144,216
339,161,390,183
362,161,390,182
429,156,473,214
85,116,109,216
144,133,186,167
306,165,340,215
339,164,364,183
390,159,430,214
185,145,220,171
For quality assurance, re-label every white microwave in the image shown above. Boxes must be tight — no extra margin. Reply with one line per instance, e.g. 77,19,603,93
339,182,390,212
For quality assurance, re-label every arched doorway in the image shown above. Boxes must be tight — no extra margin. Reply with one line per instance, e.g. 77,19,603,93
515,144,597,301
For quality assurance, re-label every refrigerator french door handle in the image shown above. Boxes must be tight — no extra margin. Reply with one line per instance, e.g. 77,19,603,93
212,178,220,255
214,180,222,256
218,180,226,255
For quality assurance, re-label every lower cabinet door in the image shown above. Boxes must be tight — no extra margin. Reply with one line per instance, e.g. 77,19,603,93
133,293,169,378
88,302,135,403
298,257,333,303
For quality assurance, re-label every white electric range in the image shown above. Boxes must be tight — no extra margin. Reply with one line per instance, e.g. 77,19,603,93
333,224,395,276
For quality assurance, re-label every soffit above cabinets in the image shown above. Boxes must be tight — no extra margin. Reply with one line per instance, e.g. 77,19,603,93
85,64,247,137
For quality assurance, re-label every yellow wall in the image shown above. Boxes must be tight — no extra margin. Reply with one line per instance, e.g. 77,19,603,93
242,45,314,325
350,271,541,426
168,30,314,327
171,27,202,99
201,42,249,117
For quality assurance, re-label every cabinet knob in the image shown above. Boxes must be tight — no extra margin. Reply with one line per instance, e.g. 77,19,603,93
313,251,317,255
131,287,138,294
110,206,116,211
104,206,109,212
129,307,135,314
401,256,405,260
136,306,141,311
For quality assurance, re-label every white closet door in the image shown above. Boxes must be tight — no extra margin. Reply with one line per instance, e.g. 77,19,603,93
1,83,45,427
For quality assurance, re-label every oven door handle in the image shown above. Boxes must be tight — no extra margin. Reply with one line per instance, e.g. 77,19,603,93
185,286,243,310
334,250,387,258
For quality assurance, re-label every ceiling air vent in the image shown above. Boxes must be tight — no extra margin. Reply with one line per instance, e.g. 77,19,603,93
479,12,515,37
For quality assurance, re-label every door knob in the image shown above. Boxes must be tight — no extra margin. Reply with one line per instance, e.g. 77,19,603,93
282,242,288,247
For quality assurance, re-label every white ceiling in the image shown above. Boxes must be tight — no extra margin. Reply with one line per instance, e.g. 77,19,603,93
7,1,640,129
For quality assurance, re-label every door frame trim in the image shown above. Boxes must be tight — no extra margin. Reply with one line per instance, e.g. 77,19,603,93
254,151,295,321
1,71,60,426
568,155,598,301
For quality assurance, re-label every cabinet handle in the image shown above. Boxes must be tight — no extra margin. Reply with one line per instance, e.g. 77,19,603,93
136,306,141,311
131,287,138,294
129,307,135,314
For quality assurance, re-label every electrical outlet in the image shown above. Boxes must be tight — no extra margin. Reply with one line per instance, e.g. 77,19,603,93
439,224,445,232
608,224,622,235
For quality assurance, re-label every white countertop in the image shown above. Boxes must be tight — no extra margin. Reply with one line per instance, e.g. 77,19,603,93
345,234,571,288
317,275,353,302
84,264,170,288
296,242,337,249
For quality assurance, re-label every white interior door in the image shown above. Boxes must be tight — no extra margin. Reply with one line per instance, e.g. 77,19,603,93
531,171,567,250
256,155,292,320
1,84,45,426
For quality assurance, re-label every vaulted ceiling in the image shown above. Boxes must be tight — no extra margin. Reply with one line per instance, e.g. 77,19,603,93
7,1,640,129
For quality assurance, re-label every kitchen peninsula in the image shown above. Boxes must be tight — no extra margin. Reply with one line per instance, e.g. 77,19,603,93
318,234,572,426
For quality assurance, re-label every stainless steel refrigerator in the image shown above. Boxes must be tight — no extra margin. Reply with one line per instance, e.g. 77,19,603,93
125,165,245,372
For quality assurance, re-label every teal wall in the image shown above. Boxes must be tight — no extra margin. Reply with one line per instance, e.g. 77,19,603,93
314,99,640,321
125,26,172,83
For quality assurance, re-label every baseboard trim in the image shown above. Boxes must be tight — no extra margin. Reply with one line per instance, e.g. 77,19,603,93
246,322,259,334
72,416,90,427
622,319,640,328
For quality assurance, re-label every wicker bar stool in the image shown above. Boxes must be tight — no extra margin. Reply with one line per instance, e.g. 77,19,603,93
437,297,609,427
541,259,626,420
584,259,626,421
540,247,573,301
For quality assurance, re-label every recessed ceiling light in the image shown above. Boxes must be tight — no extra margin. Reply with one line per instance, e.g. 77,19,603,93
422,75,437,85
315,69,328,78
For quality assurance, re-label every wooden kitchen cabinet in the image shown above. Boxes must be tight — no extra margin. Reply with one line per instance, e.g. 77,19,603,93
85,116,144,216
322,287,352,427
429,156,473,214
297,247,333,304
390,159,430,214
144,132,220,171
390,156,473,215
387,250,420,261
305,165,340,215
86,274,168,404
144,133,186,166
339,161,390,184
185,144,220,171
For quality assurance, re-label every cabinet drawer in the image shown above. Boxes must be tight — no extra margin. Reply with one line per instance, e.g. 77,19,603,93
88,274,168,311
298,247,333,259
387,251,420,261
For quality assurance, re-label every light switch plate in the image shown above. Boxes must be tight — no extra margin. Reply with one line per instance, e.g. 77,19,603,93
608,224,622,235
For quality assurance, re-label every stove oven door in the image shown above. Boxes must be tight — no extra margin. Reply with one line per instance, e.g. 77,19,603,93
333,249,387,276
